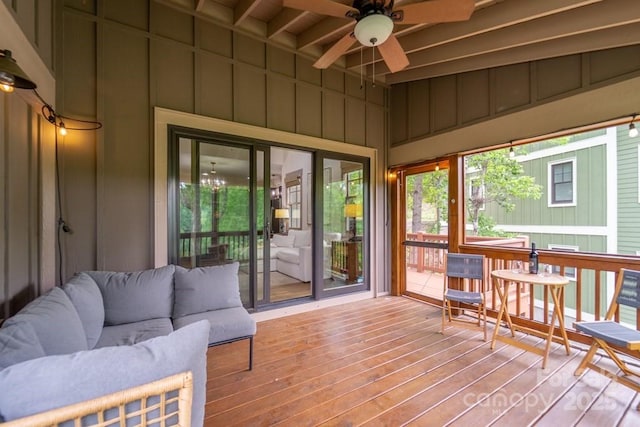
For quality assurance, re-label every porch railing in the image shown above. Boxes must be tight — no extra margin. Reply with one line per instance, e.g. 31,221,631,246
460,244,640,347
403,233,640,350
179,231,255,264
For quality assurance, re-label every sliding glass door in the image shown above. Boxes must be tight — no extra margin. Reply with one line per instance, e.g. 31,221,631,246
168,127,369,309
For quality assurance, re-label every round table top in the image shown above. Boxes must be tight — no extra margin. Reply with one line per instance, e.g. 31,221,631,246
491,269,570,286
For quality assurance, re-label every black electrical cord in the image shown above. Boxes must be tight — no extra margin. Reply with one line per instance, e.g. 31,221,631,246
54,128,65,286
32,89,102,285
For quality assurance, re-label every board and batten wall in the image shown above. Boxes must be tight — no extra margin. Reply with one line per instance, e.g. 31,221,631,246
389,45,640,165
0,0,56,319
57,0,388,280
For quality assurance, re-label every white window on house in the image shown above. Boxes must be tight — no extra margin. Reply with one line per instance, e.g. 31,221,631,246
286,171,302,230
548,158,576,207
548,244,578,279
637,145,640,203
469,177,485,211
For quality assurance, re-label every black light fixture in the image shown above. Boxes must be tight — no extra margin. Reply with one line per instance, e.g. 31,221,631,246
0,49,37,93
630,114,638,138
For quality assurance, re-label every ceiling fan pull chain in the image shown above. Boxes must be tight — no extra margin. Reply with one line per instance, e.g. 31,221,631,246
372,46,376,88
360,46,364,90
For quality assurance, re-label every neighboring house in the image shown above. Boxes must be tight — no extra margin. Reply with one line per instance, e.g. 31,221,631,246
484,125,640,323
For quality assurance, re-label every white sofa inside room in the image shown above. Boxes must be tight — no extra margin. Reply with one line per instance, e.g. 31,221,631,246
258,229,341,282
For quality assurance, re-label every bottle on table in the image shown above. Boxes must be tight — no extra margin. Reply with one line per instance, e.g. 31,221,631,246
529,242,539,274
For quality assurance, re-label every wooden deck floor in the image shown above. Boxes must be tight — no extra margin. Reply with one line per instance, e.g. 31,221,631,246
204,296,640,426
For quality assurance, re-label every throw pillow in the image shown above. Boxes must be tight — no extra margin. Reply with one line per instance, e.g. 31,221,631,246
173,262,242,318
63,272,105,348
86,265,175,326
0,322,46,369
2,287,88,355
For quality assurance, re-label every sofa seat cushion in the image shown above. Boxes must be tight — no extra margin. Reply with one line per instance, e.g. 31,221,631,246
87,265,175,326
94,318,174,348
2,287,87,356
173,262,242,317
0,320,210,426
0,322,46,370
173,307,256,345
62,272,104,349
276,247,300,264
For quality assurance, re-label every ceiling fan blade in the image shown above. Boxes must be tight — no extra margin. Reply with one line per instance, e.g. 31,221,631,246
395,0,475,25
283,0,357,19
313,32,356,69
377,34,409,73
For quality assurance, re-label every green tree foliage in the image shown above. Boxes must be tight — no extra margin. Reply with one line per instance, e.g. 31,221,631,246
465,148,542,235
179,184,263,233
406,169,449,234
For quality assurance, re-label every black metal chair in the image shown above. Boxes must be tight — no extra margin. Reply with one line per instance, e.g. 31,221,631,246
441,253,487,341
574,268,640,399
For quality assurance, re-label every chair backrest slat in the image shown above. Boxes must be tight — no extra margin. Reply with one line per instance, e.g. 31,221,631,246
617,269,640,309
446,253,484,280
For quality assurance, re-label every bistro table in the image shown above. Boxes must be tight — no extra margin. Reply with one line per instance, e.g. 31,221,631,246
490,269,571,369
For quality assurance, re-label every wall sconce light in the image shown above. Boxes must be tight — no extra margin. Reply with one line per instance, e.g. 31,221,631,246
0,49,37,93
630,114,638,138
274,208,289,234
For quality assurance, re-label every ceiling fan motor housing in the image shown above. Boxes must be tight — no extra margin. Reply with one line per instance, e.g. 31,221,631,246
354,13,394,46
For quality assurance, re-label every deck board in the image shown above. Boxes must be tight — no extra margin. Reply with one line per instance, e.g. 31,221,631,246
204,296,639,426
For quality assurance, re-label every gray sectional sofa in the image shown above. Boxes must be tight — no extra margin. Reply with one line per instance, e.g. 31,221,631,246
0,262,256,425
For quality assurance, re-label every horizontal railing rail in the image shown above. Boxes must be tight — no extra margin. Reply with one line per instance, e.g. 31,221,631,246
460,244,640,348
179,230,262,263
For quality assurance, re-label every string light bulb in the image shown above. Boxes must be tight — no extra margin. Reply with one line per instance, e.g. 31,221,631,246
630,114,638,138
435,163,440,171
58,121,67,136
509,145,515,158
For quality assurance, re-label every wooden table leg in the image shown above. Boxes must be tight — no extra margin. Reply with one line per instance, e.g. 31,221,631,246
490,278,513,349
550,285,571,355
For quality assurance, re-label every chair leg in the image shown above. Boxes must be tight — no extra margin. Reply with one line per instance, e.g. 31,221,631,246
248,336,254,371
482,303,487,342
441,300,447,334
575,341,599,376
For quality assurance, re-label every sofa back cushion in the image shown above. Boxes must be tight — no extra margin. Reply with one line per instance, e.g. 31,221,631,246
173,262,242,318
0,322,46,369
2,287,88,356
290,229,311,248
87,265,175,326
63,273,105,348
271,233,294,248
0,320,210,426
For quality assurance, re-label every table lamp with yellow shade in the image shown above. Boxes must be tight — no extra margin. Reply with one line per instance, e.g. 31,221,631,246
275,208,289,234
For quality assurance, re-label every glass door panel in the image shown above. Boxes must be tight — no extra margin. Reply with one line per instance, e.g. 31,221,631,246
321,158,367,294
177,139,252,304
403,165,449,302
266,147,313,303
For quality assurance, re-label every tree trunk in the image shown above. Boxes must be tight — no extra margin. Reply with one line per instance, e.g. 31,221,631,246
412,179,424,233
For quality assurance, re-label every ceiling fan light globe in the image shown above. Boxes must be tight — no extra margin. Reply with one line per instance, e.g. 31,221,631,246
354,14,393,46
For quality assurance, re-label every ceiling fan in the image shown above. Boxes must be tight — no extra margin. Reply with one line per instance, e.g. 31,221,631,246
283,0,475,73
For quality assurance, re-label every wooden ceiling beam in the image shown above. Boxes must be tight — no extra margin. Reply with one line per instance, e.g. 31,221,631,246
234,0,262,25
267,8,307,38
296,18,354,50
